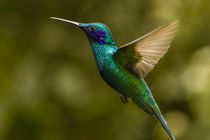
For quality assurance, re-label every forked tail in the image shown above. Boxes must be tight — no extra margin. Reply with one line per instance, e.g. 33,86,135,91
152,108,176,140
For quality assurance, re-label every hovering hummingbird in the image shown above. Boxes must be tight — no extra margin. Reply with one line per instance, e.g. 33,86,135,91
50,17,178,140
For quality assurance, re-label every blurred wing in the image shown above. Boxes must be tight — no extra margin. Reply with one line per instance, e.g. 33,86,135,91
114,21,179,78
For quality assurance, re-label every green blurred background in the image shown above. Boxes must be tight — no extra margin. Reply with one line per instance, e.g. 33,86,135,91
1,0,210,140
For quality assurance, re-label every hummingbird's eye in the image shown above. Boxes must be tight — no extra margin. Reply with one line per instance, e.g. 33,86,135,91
88,25,96,31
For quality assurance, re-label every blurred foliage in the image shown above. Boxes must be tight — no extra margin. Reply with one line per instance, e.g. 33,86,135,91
0,0,210,140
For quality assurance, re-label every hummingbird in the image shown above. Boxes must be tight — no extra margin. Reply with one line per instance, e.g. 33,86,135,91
50,17,178,140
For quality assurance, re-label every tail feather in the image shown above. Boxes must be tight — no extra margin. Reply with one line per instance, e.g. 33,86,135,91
152,108,176,140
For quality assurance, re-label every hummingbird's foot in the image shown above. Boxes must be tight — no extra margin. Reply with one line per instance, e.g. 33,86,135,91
120,95,129,103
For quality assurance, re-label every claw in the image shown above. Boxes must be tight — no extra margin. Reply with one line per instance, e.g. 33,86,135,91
120,95,129,103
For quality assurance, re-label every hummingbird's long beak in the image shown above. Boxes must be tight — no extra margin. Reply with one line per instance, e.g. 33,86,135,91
50,17,80,26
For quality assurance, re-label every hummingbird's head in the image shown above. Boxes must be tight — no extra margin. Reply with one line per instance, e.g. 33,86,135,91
50,17,115,46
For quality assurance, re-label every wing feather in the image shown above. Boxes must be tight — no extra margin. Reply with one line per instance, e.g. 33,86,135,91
114,21,179,77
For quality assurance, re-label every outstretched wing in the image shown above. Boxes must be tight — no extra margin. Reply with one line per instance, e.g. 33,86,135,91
114,21,179,78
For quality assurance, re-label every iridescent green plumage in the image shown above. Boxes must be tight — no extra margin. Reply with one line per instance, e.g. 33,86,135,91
51,17,178,140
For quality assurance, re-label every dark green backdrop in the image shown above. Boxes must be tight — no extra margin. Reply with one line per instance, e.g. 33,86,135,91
1,0,210,140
